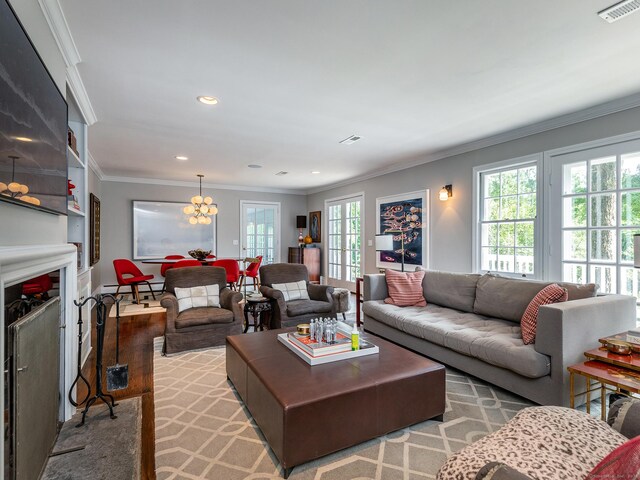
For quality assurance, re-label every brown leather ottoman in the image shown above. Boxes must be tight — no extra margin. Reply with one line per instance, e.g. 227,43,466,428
226,328,445,477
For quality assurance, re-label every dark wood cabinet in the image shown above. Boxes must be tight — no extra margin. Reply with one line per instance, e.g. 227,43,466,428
288,247,320,282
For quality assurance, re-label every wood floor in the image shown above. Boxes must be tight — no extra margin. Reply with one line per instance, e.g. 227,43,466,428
77,308,165,480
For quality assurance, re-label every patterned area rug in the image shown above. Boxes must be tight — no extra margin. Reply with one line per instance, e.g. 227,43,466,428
108,293,165,317
153,338,534,479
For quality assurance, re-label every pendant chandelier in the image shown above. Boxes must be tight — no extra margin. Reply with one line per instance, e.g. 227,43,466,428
0,155,40,205
183,174,217,225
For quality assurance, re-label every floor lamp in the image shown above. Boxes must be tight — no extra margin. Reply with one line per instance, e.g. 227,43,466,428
375,231,405,272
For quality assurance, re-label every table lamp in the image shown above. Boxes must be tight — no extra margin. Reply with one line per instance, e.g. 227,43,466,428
296,216,306,244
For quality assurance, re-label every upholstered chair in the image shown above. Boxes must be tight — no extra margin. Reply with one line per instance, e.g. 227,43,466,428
259,263,335,329
160,266,243,354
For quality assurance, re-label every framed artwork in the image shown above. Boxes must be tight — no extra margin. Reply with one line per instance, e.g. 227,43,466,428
376,190,429,271
89,193,100,266
309,211,321,243
133,201,217,260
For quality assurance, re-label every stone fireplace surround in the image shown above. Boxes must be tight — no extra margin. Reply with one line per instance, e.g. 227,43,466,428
0,244,79,473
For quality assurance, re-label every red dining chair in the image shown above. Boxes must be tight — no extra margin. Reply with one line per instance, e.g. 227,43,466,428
212,259,240,290
160,255,185,293
204,254,216,265
113,259,156,304
173,259,202,268
238,256,263,291
22,274,53,299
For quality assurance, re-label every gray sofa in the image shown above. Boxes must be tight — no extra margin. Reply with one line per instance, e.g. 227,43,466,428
363,271,637,406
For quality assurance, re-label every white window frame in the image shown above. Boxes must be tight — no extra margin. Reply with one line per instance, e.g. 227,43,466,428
472,153,544,278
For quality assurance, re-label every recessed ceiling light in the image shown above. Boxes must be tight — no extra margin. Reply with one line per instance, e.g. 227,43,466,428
247,164,262,169
175,155,189,161
197,96,219,105
14,136,33,142
311,171,320,174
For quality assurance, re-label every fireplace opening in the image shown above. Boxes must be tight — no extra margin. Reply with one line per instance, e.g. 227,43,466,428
4,270,62,480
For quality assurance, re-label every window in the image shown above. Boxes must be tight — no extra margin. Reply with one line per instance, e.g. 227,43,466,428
548,139,640,298
240,201,280,264
475,155,540,277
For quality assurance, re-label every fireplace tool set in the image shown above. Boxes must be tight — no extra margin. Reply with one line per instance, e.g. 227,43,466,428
70,294,128,427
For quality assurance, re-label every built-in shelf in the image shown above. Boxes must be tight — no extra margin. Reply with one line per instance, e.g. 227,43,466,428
67,207,85,217
67,146,84,169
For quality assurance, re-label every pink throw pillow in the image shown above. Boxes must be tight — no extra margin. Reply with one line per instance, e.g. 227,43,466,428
586,435,640,479
521,284,568,345
384,269,426,307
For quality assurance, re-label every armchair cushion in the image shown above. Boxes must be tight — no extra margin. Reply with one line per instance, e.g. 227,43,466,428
175,307,233,329
174,284,220,312
286,299,333,317
272,280,310,301
608,397,640,438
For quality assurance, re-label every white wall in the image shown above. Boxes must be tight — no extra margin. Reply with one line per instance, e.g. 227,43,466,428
97,180,307,286
0,0,68,246
308,106,640,277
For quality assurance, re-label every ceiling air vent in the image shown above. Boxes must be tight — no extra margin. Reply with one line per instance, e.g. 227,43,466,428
598,0,640,23
275,171,288,176
339,135,361,145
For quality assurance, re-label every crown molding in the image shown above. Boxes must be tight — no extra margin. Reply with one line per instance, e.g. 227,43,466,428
86,151,104,180
100,175,307,196
39,0,97,125
306,91,640,195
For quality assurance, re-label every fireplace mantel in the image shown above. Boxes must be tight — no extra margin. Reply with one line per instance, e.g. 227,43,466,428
0,244,79,473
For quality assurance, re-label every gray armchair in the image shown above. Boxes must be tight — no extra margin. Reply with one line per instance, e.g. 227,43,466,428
160,266,243,354
259,263,335,329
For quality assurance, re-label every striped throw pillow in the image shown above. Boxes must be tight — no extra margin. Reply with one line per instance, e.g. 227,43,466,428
272,280,310,301
384,269,426,307
174,284,220,313
521,284,567,345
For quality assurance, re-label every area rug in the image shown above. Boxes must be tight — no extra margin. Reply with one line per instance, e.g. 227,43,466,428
42,397,141,479
109,293,166,318
153,339,534,479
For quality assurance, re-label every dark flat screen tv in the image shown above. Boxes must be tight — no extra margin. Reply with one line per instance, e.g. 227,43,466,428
0,0,68,216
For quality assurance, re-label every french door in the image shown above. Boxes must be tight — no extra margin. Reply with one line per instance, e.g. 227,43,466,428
325,194,364,291
548,138,640,303
240,201,280,264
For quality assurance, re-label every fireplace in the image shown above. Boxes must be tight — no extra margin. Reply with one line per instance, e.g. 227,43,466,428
0,245,79,477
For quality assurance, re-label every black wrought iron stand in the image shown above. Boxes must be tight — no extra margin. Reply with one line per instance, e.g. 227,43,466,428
74,294,121,427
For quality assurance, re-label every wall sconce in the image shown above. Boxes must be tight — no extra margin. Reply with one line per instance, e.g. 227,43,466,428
296,215,307,243
439,184,453,201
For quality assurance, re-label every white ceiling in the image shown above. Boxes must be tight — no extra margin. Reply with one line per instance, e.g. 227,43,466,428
59,0,640,192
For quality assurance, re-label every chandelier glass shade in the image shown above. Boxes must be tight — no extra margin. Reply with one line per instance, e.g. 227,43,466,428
183,174,217,224
0,156,40,206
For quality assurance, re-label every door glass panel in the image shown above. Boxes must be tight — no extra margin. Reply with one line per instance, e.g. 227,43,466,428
242,203,278,264
589,229,616,262
590,157,616,192
563,162,587,194
620,229,640,263
563,230,586,261
621,191,640,226
590,264,616,294
562,197,587,227
621,152,640,189
590,194,616,227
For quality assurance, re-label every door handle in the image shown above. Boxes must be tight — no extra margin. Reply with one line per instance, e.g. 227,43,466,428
17,366,28,373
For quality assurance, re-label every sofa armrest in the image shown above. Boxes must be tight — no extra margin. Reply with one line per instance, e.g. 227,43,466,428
160,293,179,332
260,286,287,328
475,463,535,480
308,283,333,302
608,397,640,439
535,294,636,405
364,274,388,301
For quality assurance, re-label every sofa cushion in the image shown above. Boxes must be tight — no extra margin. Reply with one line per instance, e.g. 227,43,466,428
422,269,480,312
272,280,310,301
384,269,426,307
175,306,233,329
286,299,333,316
363,301,550,378
521,284,568,345
174,284,220,312
436,406,626,480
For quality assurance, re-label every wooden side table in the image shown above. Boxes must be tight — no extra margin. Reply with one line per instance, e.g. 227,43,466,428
243,298,271,333
355,277,363,327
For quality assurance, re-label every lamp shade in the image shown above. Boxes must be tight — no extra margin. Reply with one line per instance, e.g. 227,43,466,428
634,234,640,268
375,234,394,251
296,215,307,229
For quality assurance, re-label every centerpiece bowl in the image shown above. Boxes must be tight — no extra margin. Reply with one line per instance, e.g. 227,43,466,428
188,249,211,261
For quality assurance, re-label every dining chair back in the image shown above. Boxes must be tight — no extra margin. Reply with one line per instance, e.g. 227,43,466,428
173,259,202,268
238,255,263,290
22,274,53,298
212,259,240,290
113,258,156,304
160,255,185,277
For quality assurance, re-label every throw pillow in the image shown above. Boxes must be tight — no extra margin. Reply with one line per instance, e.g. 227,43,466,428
586,435,640,479
174,284,220,312
608,397,640,439
520,284,567,345
272,280,310,301
384,268,426,307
